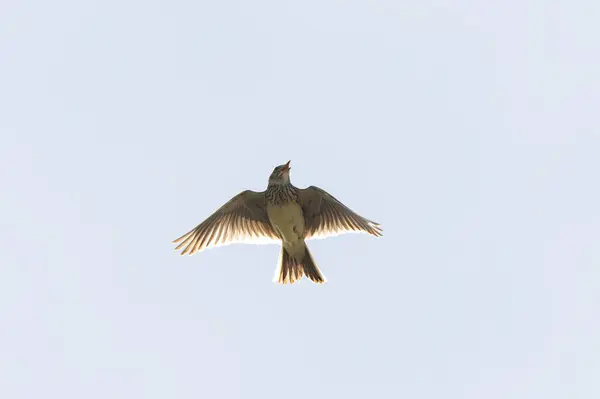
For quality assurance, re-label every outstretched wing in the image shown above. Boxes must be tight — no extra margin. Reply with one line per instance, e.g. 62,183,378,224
173,190,280,255
297,186,382,240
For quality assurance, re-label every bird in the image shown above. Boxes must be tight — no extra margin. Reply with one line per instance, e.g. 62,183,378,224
172,161,382,284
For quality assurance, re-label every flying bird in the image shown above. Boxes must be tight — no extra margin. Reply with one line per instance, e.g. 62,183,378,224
172,161,382,284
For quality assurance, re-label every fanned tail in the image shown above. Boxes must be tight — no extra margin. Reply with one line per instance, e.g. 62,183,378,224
274,243,326,284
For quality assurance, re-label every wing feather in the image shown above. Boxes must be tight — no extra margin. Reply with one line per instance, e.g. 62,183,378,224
297,186,383,239
173,190,280,255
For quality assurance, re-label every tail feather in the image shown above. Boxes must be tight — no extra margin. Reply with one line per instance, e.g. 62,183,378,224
274,244,326,284
302,247,325,283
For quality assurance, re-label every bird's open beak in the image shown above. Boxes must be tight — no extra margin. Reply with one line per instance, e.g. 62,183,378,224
282,160,291,171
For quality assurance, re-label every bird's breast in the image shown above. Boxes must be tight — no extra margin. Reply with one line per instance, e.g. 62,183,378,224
267,202,305,243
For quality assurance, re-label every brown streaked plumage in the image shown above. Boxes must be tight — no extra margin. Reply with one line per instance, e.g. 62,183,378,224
173,161,382,284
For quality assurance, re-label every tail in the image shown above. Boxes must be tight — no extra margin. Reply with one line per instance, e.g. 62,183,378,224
274,243,326,285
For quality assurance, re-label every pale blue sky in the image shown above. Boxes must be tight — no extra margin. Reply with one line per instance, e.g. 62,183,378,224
1,1,599,398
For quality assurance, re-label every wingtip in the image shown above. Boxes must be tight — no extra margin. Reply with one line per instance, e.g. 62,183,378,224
369,222,383,237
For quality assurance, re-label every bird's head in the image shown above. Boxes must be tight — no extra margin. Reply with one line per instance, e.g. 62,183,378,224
268,160,291,184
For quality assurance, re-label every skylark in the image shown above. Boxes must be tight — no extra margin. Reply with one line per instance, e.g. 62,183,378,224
173,161,382,284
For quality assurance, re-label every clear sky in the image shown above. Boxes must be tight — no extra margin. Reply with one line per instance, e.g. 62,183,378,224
1,1,599,398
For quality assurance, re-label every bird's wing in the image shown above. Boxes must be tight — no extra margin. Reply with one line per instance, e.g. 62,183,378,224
297,186,382,239
173,190,280,255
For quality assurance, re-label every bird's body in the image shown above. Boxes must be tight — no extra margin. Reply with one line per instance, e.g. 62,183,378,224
173,161,382,284
267,200,305,256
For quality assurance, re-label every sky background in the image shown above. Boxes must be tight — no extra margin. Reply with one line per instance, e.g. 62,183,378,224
1,1,599,398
